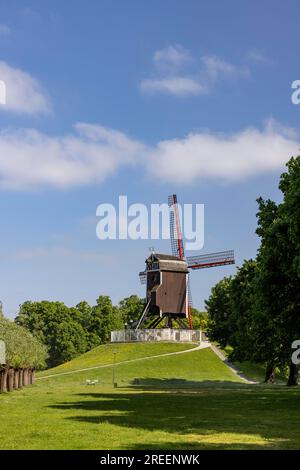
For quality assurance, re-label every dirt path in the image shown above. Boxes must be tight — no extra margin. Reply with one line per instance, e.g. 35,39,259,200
37,342,210,380
209,343,258,384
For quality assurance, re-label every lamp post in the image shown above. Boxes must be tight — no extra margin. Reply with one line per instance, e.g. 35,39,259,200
124,322,128,342
129,319,133,342
112,350,117,388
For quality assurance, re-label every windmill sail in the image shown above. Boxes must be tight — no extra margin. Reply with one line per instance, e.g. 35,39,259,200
168,194,184,259
187,250,235,270
139,271,147,284
168,194,193,326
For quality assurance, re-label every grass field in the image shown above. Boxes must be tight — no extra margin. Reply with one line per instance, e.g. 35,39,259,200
1,342,300,450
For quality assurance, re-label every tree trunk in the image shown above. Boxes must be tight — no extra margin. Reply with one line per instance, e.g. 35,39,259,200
7,368,15,392
14,369,19,389
287,361,299,386
19,369,23,388
264,362,275,383
0,366,9,392
23,368,29,386
31,369,36,384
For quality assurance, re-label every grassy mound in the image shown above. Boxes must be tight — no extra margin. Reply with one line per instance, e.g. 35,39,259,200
38,342,196,376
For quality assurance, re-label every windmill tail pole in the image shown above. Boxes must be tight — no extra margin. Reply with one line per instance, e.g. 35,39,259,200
135,299,151,330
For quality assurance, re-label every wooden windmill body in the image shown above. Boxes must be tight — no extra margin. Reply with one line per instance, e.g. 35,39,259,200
137,194,235,330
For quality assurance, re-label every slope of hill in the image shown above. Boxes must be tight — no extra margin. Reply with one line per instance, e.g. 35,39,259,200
38,342,196,377
38,342,243,385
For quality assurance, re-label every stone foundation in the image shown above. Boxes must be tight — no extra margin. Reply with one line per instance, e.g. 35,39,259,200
111,328,202,343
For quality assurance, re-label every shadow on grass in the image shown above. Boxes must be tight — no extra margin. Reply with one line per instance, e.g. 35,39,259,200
48,381,300,449
126,377,254,389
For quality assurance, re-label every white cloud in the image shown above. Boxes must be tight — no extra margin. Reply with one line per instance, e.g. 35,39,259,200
0,24,10,35
140,46,249,97
0,60,51,115
247,50,273,65
153,45,192,72
0,123,144,190
146,120,299,184
0,120,297,190
140,76,204,96
200,55,249,85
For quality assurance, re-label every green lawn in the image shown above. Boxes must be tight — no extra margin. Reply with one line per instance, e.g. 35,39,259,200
1,343,300,450
221,344,287,383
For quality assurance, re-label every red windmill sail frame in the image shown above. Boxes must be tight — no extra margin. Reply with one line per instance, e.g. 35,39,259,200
169,194,193,329
187,250,235,270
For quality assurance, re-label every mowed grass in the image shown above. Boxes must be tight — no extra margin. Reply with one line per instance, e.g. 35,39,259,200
1,343,300,450
38,342,196,376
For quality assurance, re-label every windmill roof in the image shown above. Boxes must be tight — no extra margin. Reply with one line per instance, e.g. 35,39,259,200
146,253,189,273
151,253,182,261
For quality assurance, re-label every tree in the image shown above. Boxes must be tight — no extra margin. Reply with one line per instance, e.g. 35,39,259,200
205,277,233,348
228,260,257,359
16,301,88,367
118,295,145,326
255,156,300,385
182,307,208,330
205,156,300,385
90,296,123,344
278,157,300,384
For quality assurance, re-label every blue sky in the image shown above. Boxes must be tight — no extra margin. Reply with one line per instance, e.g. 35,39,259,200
0,0,299,317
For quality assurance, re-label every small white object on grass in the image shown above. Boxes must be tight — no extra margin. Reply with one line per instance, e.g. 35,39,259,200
86,379,98,385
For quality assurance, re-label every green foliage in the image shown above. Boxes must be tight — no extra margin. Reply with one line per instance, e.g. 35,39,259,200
228,260,259,363
118,295,145,326
89,296,123,344
0,315,47,369
255,156,300,374
16,301,88,367
15,295,142,368
205,156,300,384
206,277,233,348
181,307,208,330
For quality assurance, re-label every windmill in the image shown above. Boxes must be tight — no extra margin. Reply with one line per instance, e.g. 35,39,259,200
137,194,235,330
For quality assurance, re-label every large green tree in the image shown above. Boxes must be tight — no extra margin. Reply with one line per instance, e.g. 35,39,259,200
205,156,300,385
206,277,233,348
255,156,300,385
16,301,88,367
89,296,123,344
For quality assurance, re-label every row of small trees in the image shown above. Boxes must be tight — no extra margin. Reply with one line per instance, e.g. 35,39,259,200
206,156,300,385
0,314,48,392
